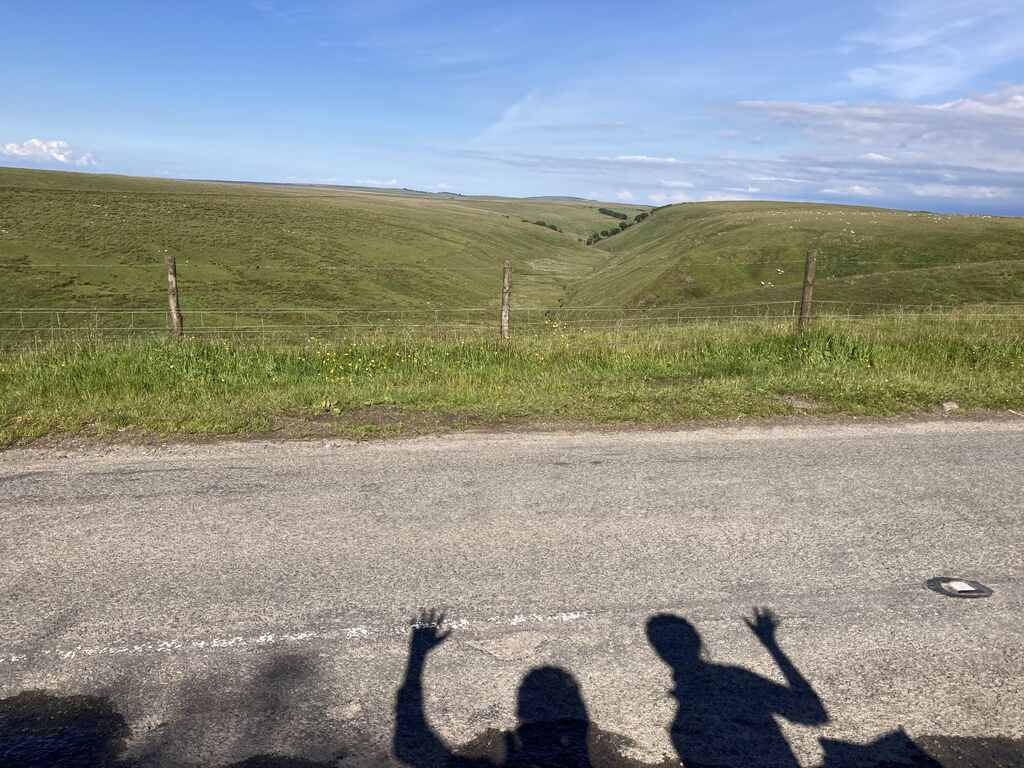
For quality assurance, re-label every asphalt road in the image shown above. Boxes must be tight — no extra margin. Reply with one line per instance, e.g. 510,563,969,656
1,421,1023,767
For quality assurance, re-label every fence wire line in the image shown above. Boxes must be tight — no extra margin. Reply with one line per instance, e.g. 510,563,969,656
5,300,1024,314
7,256,1023,269
2,306,1021,340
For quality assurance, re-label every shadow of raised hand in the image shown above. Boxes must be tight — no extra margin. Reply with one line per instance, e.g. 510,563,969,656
410,608,451,655
743,606,780,647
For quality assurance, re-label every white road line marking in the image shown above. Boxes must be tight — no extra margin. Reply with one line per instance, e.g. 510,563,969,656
0,611,592,667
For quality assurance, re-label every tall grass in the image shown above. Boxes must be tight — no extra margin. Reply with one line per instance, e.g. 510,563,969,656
2,317,1022,446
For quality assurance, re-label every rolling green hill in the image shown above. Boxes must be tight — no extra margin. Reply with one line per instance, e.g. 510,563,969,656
2,168,1022,323
0,167,642,313
566,201,1024,309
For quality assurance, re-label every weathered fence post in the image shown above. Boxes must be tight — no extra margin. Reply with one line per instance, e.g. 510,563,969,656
165,252,183,337
500,260,512,340
797,248,817,332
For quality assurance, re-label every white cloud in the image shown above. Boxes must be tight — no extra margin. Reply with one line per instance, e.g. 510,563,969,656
739,84,1024,174
910,183,1009,199
701,191,753,202
609,154,680,164
930,84,1024,119
821,184,883,197
354,177,399,186
1,138,97,166
616,189,634,200
648,191,691,203
750,175,813,184
843,0,1024,98
452,81,1024,211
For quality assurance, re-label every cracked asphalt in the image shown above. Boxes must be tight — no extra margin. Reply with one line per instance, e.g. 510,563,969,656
1,420,1022,767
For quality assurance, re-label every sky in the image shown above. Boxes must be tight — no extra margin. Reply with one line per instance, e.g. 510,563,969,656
3,0,1024,213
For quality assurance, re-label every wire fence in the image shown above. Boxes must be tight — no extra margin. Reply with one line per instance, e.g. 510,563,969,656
2,301,1022,347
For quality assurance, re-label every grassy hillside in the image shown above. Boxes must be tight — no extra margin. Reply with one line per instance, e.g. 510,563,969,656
566,201,1024,309
3,169,1022,324
0,168,640,313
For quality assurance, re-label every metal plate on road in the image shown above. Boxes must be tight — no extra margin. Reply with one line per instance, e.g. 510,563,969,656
925,576,993,599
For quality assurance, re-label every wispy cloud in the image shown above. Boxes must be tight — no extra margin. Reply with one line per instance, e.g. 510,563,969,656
739,84,1024,174
448,81,1024,211
354,177,400,187
1,138,97,166
821,184,883,197
609,155,681,165
648,191,692,203
910,183,1009,199
843,0,1024,98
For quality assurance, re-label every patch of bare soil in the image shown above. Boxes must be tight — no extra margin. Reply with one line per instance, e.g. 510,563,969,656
778,394,821,411
270,405,491,438
7,408,1022,453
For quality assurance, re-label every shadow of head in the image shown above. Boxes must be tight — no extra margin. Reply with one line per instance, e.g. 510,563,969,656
0,690,128,767
516,666,588,725
645,614,702,670
507,666,590,767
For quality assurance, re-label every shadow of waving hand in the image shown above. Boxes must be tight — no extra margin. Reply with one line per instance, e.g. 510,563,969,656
647,608,828,768
393,610,591,768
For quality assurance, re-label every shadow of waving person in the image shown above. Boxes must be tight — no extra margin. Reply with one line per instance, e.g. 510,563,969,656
647,608,828,768
393,609,591,768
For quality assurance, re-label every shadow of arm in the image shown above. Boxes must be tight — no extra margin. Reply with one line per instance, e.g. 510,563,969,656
393,611,455,768
746,608,828,726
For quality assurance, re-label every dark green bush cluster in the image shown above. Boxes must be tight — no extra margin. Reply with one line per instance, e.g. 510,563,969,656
587,208,651,244
598,207,628,220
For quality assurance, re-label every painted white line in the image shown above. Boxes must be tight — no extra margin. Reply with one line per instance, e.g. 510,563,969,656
0,611,592,667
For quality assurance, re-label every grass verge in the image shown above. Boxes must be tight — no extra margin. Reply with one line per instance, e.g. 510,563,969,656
2,317,1022,447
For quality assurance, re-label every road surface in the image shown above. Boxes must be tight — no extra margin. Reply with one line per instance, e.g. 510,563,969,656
1,421,1023,767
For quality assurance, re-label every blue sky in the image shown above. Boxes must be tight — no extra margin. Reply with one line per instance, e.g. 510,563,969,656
3,0,1024,213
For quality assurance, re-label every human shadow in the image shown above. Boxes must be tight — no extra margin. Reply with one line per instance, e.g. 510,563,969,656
393,609,592,768
0,690,129,768
0,672,341,768
820,728,942,767
646,608,828,768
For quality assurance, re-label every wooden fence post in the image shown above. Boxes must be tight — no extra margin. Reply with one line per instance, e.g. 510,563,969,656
500,260,512,340
165,252,183,337
797,248,817,332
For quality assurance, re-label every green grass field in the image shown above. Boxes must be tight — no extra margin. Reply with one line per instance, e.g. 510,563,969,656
4,168,1023,321
3,168,1023,444
0,167,643,313
2,316,1022,447
567,201,1024,308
